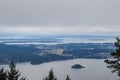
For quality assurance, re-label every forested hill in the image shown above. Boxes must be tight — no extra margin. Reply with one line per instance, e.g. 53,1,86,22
0,43,114,64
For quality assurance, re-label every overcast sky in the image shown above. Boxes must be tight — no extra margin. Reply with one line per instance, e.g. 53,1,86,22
0,0,120,35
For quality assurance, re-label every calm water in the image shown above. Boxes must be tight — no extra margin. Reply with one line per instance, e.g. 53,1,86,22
0,59,118,80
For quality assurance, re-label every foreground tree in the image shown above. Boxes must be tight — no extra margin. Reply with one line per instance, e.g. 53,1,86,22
0,68,7,80
8,61,26,80
66,75,71,80
105,38,120,77
43,69,57,80
43,69,72,80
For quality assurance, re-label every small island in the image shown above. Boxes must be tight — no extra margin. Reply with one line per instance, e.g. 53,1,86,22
71,64,85,69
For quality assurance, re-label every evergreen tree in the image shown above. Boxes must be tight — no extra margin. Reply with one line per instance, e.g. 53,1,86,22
0,68,7,80
43,69,57,80
66,75,71,80
105,38,120,77
7,61,26,80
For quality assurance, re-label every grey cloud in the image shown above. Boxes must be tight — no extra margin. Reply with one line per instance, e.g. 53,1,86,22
0,0,120,35
0,0,120,26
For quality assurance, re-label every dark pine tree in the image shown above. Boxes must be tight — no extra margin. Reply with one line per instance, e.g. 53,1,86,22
7,61,26,80
43,69,57,80
66,75,71,80
105,38,120,77
0,68,7,80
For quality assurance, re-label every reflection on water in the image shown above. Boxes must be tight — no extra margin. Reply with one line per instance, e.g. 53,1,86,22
0,59,118,80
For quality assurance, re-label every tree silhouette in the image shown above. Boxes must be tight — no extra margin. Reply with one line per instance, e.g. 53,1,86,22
43,69,57,80
7,61,26,80
0,68,7,80
105,38,120,77
66,75,71,80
